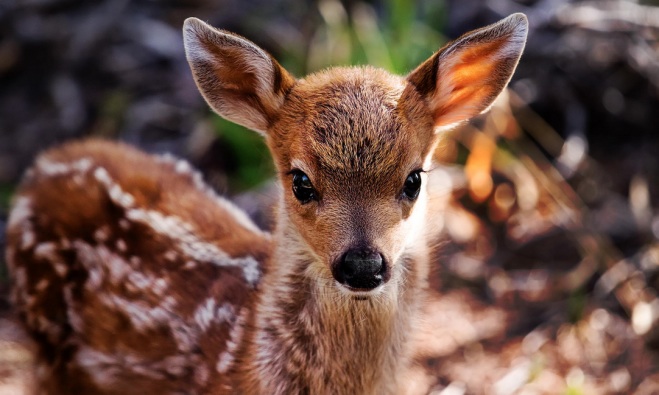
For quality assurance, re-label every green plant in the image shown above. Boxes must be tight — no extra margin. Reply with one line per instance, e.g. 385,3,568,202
0,182,13,213
308,0,445,74
568,289,587,323
212,118,274,191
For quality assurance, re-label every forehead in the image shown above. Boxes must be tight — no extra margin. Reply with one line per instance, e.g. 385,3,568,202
285,67,412,176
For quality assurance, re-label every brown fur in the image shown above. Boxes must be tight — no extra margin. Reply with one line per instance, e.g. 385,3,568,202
6,14,527,394
7,140,271,394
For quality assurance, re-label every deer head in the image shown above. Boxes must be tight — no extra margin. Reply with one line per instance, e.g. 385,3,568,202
183,14,527,296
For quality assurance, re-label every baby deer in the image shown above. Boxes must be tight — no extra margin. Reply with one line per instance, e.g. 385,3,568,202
6,13,527,394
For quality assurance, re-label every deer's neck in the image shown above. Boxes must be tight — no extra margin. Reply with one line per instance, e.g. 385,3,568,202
238,215,427,395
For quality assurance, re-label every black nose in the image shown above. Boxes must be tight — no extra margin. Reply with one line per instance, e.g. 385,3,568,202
333,249,386,290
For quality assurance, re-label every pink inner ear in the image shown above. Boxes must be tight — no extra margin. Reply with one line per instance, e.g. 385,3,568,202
432,38,513,127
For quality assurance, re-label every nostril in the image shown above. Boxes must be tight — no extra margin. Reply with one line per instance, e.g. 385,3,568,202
334,249,386,290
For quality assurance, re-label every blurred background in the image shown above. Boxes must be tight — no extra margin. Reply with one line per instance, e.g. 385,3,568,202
1,0,659,393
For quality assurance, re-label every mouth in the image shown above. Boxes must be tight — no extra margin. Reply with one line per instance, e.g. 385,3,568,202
335,281,386,298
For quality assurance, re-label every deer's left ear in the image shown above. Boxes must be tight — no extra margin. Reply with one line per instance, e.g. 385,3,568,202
183,18,296,135
408,13,528,130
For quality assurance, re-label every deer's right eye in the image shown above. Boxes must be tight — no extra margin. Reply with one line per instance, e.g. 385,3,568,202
402,170,422,201
291,170,317,204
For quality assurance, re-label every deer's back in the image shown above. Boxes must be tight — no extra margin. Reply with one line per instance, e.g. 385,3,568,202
5,139,272,394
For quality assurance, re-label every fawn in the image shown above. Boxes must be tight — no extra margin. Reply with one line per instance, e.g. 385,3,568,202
6,13,527,394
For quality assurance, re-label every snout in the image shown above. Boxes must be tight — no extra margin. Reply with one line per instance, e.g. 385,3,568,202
332,248,389,290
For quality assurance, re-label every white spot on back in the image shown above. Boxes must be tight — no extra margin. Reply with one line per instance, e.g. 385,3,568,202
157,154,266,236
100,293,177,332
164,250,177,262
74,242,167,297
35,279,49,292
116,239,127,252
75,346,193,388
8,197,36,251
21,231,35,251
35,157,92,177
60,238,71,249
63,284,85,333
34,242,58,261
129,256,141,267
216,307,248,374
216,351,233,374
91,157,263,285
119,219,131,230
32,242,69,277
94,226,111,243
54,261,68,277
75,346,120,386
72,241,204,352
163,355,188,376
193,298,235,332
94,167,135,209
194,363,210,386
125,208,261,285
12,266,27,296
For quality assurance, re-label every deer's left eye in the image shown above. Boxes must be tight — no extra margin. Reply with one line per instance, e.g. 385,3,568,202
291,170,317,204
402,171,421,201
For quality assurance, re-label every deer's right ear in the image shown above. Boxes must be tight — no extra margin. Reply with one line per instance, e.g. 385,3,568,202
407,13,528,132
183,18,295,134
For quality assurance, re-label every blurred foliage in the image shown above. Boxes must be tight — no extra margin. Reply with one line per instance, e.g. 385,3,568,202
95,90,131,139
0,258,6,283
307,0,445,74
565,376,586,395
212,117,274,191
568,289,587,323
0,183,12,212
0,183,8,283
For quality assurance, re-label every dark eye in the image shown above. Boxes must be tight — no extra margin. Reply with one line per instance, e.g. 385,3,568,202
291,170,317,204
402,170,422,200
